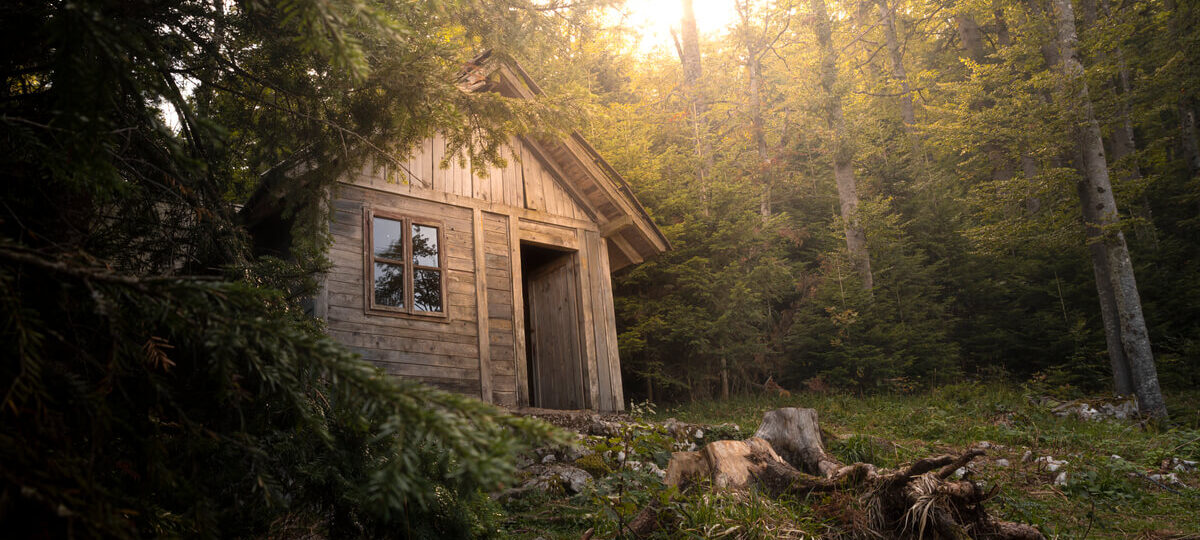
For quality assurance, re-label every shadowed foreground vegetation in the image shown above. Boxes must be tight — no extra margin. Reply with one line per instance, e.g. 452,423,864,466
497,384,1200,539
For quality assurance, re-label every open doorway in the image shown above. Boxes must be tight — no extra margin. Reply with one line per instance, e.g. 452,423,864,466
521,243,587,409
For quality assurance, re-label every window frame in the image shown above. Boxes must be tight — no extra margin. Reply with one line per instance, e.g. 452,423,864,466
363,208,448,319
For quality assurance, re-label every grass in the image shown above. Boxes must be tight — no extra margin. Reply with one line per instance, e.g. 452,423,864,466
499,383,1200,539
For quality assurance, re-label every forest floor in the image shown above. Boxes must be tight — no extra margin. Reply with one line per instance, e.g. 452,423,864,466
497,383,1200,539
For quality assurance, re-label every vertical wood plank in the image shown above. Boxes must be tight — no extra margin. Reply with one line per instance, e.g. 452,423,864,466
586,232,611,411
597,239,623,410
432,134,446,193
473,209,493,403
513,145,525,209
575,229,600,410
524,146,544,211
509,215,529,406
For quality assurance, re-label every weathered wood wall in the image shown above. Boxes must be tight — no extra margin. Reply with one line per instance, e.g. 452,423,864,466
323,135,625,410
327,185,481,395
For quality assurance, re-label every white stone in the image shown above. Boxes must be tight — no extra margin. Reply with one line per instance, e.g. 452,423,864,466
996,459,1010,467
541,454,557,464
1054,472,1068,486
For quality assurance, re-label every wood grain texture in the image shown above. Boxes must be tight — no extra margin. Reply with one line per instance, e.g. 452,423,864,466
473,208,493,402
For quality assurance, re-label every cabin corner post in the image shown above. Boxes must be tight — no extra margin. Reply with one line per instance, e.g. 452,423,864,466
473,208,493,403
575,228,601,410
597,238,624,411
509,215,530,407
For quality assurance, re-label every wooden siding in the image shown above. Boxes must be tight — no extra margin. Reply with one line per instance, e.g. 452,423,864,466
326,186,481,396
482,211,518,407
352,135,592,222
325,134,629,411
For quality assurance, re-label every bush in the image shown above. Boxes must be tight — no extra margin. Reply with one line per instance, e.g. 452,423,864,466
0,255,562,537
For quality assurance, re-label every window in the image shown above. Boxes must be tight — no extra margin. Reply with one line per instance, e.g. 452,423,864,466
365,209,445,317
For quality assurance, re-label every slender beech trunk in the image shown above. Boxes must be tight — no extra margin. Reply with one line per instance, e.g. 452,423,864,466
1052,0,1165,416
1097,0,1157,246
1068,0,1136,395
956,13,1015,182
749,56,771,223
736,1,772,223
877,0,921,159
812,0,873,291
676,0,714,215
877,0,915,129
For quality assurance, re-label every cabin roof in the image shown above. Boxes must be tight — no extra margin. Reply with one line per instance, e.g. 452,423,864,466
241,52,669,269
457,52,669,268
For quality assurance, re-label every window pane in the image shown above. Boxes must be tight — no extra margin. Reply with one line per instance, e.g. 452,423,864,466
373,262,405,308
373,217,405,260
412,224,439,267
413,269,442,312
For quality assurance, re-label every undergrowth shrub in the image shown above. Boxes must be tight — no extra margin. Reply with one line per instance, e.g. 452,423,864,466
0,261,562,537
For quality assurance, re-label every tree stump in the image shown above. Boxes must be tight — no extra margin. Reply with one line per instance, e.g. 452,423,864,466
753,407,843,477
664,437,789,490
656,409,1045,540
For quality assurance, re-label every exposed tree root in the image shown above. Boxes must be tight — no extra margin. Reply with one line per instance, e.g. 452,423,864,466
655,408,1044,539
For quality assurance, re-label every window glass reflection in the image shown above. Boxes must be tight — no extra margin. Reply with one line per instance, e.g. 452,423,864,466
373,217,405,260
373,262,405,308
413,269,442,312
412,224,439,266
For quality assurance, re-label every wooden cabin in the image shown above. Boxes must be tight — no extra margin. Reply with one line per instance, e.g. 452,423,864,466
303,59,667,412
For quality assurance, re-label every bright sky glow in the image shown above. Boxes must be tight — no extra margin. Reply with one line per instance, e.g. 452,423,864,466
617,0,739,56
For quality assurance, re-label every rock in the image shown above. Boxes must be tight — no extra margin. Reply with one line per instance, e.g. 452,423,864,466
1050,397,1138,421
694,429,704,440
996,459,1010,468
588,419,622,436
1170,458,1197,473
1148,472,1185,487
625,460,666,479
1110,454,1123,461
521,464,594,495
1035,456,1068,473
954,467,969,479
541,453,557,464
1022,450,1033,463
978,441,993,449
1054,472,1068,486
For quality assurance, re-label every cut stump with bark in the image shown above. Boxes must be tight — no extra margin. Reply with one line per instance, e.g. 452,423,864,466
754,407,843,477
656,409,1044,540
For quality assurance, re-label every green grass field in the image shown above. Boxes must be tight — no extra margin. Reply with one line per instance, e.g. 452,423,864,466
499,383,1200,539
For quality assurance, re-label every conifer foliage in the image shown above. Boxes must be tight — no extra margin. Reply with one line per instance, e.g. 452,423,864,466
0,0,587,535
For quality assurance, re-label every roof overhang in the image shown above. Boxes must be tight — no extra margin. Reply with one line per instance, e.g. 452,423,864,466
460,53,670,271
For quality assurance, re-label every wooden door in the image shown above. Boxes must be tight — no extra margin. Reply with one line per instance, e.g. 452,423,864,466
526,253,585,409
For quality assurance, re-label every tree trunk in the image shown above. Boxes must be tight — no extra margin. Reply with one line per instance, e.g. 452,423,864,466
753,408,843,476
878,0,921,159
878,0,915,129
749,55,772,223
735,0,773,225
675,0,714,215
812,0,873,291
1078,181,1136,395
1051,0,1166,417
954,14,985,62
